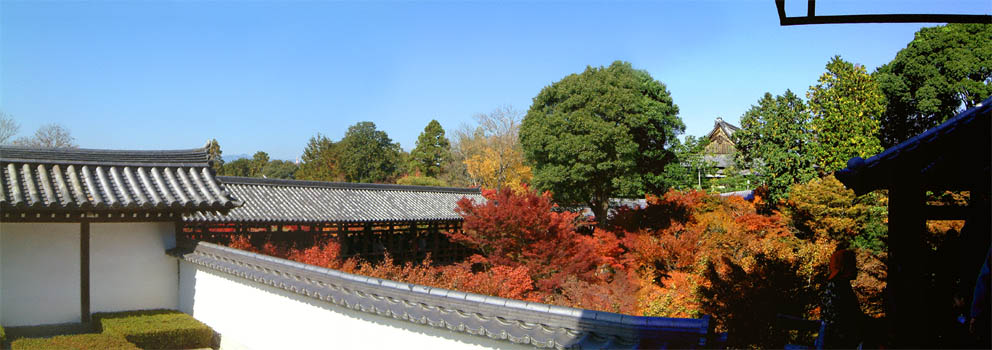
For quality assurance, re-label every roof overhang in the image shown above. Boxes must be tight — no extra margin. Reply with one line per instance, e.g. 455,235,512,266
835,96,991,195
775,0,991,26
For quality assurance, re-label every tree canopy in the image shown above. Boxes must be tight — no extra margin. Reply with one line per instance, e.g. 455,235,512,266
733,90,817,203
409,119,451,178
206,139,224,174
874,23,992,147
807,56,885,172
659,136,716,191
0,111,19,145
521,61,683,220
339,121,402,183
459,106,532,192
12,124,77,148
296,133,343,182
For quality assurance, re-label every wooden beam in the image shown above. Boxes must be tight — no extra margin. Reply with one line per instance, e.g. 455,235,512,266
80,221,91,323
887,184,929,347
924,205,970,220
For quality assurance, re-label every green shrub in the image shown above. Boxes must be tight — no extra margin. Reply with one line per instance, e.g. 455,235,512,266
11,333,138,350
1,324,6,344
94,309,213,350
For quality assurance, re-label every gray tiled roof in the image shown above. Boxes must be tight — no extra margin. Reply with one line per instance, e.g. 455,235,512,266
0,146,240,213
185,176,484,224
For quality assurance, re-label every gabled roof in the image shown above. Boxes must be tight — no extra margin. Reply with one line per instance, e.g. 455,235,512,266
706,117,740,140
0,145,241,218
836,96,991,195
185,176,484,224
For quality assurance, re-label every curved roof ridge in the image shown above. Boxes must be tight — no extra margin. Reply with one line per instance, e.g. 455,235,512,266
217,176,482,195
0,145,210,167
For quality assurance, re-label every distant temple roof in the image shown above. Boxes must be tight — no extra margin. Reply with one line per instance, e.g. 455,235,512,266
0,145,241,219
836,96,991,195
706,117,740,141
185,176,484,224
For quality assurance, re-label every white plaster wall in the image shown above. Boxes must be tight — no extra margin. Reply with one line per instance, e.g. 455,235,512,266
90,222,178,313
179,262,532,350
0,223,81,326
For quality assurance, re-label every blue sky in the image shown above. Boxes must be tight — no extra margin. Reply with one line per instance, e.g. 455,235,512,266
2,0,989,160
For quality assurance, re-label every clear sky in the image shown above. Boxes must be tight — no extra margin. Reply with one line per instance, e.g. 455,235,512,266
2,0,989,160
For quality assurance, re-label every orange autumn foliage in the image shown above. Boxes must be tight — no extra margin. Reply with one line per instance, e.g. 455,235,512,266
219,184,891,349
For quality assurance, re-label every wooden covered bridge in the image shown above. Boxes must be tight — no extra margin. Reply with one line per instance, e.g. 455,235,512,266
182,176,485,262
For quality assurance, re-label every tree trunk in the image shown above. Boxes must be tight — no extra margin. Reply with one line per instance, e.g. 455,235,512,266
589,198,610,227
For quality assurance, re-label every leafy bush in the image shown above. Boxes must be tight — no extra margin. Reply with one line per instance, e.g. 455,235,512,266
94,309,213,350
396,174,448,187
11,334,138,350
1,324,6,344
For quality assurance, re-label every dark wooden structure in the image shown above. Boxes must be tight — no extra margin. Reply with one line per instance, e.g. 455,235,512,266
184,176,485,263
775,0,991,26
836,96,991,347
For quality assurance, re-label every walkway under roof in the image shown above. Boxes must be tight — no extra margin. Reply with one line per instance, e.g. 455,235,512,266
186,176,484,224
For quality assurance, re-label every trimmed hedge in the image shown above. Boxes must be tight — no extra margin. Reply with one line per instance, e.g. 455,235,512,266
94,309,213,350
11,333,139,350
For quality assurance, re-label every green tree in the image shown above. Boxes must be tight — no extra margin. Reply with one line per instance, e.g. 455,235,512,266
521,61,684,220
659,136,716,191
874,23,992,147
296,134,343,181
807,56,885,172
220,158,252,177
206,139,224,174
250,151,270,177
733,91,817,203
339,121,402,183
261,160,298,179
409,120,451,177
396,175,448,187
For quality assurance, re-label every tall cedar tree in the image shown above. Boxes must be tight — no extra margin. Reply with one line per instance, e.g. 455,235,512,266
521,61,684,221
733,91,817,203
874,23,992,147
250,151,270,177
206,139,224,174
807,56,885,172
409,119,451,178
339,121,402,183
296,134,343,181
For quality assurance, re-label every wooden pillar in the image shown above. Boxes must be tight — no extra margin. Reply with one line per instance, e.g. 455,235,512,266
80,221,91,323
887,183,928,347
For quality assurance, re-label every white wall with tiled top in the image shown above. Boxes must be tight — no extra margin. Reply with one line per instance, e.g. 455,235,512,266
179,262,532,350
0,223,81,326
90,222,178,314
0,222,179,327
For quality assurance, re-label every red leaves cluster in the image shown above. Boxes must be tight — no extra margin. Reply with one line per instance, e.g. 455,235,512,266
222,183,880,347
449,187,620,293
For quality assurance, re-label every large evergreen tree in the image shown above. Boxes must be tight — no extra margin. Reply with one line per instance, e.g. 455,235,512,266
874,23,992,147
807,56,885,172
733,91,817,202
206,138,224,174
521,61,684,220
409,119,451,178
296,133,342,181
339,121,402,183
